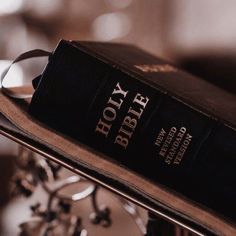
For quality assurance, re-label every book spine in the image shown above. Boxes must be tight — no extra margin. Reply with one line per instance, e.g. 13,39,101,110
84,65,213,176
29,40,236,220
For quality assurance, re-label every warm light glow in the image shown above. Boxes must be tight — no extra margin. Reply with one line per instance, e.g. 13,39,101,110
26,0,63,16
92,12,131,41
106,0,133,9
0,0,24,15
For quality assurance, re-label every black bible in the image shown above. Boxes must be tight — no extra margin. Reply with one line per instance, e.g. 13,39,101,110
29,40,236,222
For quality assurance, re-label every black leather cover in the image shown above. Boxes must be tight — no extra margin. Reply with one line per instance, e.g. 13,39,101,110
29,40,236,223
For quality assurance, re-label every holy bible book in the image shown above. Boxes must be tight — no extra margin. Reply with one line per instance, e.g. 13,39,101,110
23,40,236,227
28,40,236,223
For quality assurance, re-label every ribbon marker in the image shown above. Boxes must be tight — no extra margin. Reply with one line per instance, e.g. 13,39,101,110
0,49,51,99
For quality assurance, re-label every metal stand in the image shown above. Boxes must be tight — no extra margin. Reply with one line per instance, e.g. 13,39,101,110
12,146,147,236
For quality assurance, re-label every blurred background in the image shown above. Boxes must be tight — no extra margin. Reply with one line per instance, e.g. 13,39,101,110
1,0,236,235
1,0,236,92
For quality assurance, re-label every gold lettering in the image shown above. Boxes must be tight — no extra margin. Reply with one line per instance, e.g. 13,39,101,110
114,135,129,149
112,82,128,97
123,116,137,129
133,93,149,108
107,96,123,109
180,127,186,133
95,120,112,137
118,126,133,138
159,127,177,157
95,82,129,138
174,133,192,165
128,106,143,119
155,128,166,147
103,107,116,121
134,64,178,73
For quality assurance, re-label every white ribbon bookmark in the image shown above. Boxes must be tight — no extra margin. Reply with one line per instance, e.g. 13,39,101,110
0,49,51,99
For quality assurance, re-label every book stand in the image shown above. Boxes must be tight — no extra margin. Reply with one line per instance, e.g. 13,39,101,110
0,89,235,236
